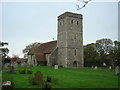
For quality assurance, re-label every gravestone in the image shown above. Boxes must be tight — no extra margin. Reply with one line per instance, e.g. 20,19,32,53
115,66,120,75
21,62,25,67
13,63,18,70
2,81,13,87
103,62,106,67
54,65,58,70
34,71,43,85
91,66,94,69
94,66,98,70
109,66,112,70
4,63,10,69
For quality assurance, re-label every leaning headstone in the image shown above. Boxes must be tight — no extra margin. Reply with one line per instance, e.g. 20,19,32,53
54,65,58,70
115,66,120,75
34,71,43,85
94,66,98,70
4,63,10,69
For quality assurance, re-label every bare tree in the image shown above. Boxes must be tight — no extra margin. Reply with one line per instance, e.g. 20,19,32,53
76,0,92,10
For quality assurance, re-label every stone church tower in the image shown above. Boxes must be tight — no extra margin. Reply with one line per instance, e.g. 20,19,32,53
57,12,84,68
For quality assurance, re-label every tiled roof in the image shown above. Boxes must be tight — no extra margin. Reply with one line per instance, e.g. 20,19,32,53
28,40,57,61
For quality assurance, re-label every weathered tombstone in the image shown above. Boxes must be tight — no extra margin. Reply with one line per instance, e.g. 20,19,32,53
109,66,112,70
115,66,120,75
54,65,58,70
21,62,25,67
91,66,94,69
94,66,98,70
103,62,106,67
13,63,18,70
10,66,15,73
34,71,43,85
4,63,10,69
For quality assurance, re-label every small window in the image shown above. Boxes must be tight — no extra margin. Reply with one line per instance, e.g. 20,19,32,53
75,49,77,56
77,21,79,25
71,20,74,24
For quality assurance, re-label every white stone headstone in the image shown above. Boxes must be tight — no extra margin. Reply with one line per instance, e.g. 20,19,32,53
94,66,97,70
54,65,58,70
103,62,106,66
109,66,112,70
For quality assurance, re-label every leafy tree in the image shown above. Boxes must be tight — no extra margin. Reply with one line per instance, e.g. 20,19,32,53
84,43,102,67
23,42,41,58
23,42,41,53
109,41,120,66
95,38,113,65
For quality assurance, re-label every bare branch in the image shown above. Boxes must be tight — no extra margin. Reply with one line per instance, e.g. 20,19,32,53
76,0,92,10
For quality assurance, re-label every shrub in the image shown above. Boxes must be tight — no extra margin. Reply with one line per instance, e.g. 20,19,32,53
34,71,44,85
19,69,32,74
46,76,52,83
28,71,44,85
19,69,26,74
43,82,51,90
46,76,58,85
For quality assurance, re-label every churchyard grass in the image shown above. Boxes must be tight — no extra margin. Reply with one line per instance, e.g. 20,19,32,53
2,66,118,88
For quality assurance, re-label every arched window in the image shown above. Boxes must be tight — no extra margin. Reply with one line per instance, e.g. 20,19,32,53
73,61,77,67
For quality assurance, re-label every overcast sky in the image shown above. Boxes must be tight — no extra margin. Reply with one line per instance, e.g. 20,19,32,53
0,0,119,57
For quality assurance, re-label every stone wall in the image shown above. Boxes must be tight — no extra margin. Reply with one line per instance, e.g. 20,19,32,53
57,12,84,68
50,48,58,66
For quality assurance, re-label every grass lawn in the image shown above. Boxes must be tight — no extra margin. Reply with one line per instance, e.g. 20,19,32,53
2,66,118,88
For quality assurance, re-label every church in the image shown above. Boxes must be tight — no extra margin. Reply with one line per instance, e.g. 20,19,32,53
27,12,84,68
